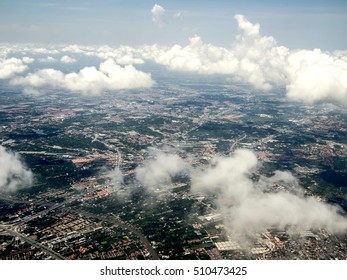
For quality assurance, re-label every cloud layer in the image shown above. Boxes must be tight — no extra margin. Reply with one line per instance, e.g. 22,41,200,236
10,59,155,95
0,146,34,192
142,14,347,104
1,14,346,103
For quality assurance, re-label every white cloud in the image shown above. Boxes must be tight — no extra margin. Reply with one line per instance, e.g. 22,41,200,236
140,14,347,104
60,55,76,63
133,148,347,238
105,166,131,197
135,150,189,193
107,167,124,189
10,59,155,95
0,57,29,79
232,15,347,103
234,14,260,37
61,44,86,54
1,14,346,104
30,47,60,55
286,49,347,104
22,56,35,64
191,149,258,199
151,4,165,26
38,56,57,63
142,36,238,74
95,45,144,65
0,146,34,192
232,15,289,91
191,149,347,238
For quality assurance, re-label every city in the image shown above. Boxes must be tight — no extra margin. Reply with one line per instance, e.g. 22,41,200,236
1,74,346,259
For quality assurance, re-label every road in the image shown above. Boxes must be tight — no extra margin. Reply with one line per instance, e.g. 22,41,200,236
14,194,82,225
229,134,247,153
2,192,159,260
0,194,30,205
0,194,84,260
0,224,67,260
74,210,159,260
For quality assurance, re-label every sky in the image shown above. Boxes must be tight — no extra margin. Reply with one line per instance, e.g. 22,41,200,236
0,0,347,50
0,1,346,104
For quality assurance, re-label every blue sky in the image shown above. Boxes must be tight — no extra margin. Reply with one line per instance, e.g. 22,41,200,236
0,0,347,50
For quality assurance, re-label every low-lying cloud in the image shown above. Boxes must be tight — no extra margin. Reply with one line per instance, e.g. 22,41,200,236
60,55,76,63
136,148,347,238
142,35,238,74
0,57,30,79
105,166,133,198
10,59,155,95
191,149,347,238
286,49,347,103
135,150,189,193
0,146,34,192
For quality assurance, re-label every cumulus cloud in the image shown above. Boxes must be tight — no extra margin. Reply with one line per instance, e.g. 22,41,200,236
0,57,29,79
60,55,76,63
151,4,166,26
135,150,189,193
30,47,60,55
232,15,289,91
140,14,347,104
286,49,347,104
142,36,238,74
22,56,35,64
61,44,89,54
94,45,145,65
191,149,347,238
232,15,347,103
138,14,287,87
0,146,34,192
10,59,155,95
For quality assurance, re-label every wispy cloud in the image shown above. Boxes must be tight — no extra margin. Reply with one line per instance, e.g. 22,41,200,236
191,149,347,240
136,149,190,193
0,146,34,192
135,148,347,240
